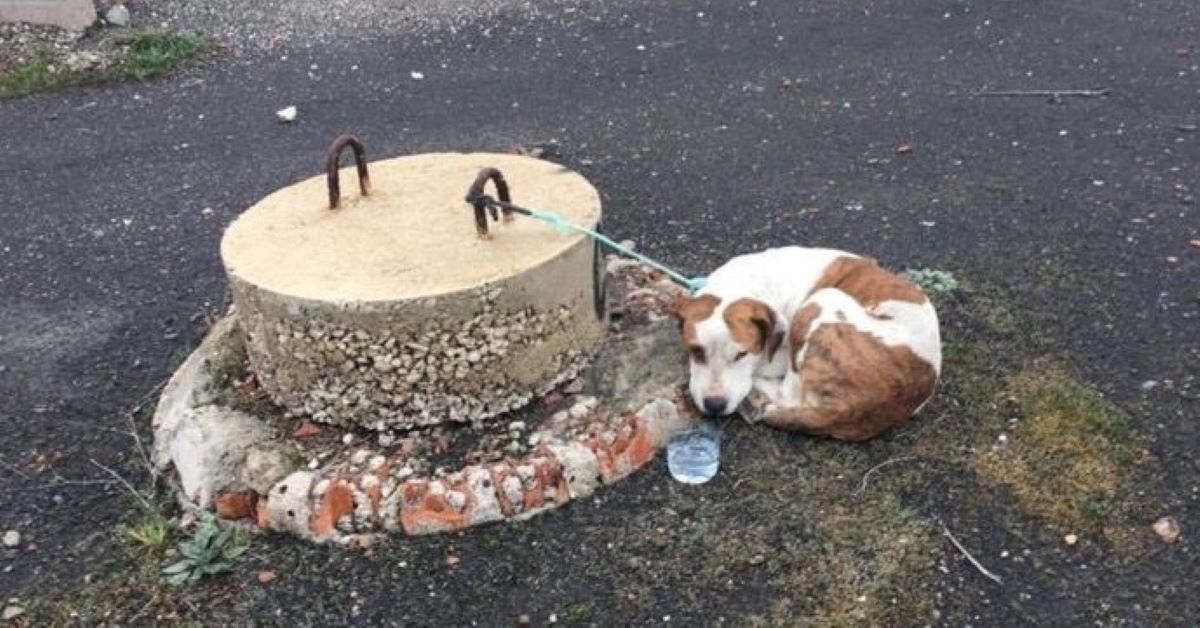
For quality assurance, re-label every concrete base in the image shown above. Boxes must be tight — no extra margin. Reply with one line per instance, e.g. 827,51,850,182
0,0,95,30
153,258,696,544
221,152,607,431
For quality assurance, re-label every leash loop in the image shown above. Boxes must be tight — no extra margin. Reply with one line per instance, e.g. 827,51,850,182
463,168,707,292
465,168,514,237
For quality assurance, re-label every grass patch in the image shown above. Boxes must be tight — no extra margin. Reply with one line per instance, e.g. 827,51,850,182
121,30,208,80
973,362,1149,548
0,28,208,99
0,54,60,96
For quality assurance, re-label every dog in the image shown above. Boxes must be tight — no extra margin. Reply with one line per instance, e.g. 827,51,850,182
673,246,941,441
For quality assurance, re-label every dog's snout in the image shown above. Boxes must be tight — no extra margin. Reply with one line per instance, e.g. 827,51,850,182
702,395,728,415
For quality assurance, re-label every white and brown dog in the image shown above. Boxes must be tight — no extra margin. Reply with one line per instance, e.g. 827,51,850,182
674,246,941,441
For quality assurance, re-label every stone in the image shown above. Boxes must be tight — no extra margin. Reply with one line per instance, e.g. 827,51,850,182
257,570,277,584
0,0,95,30
155,405,276,508
242,445,296,494
1152,516,1181,544
2,605,24,621
547,441,601,499
103,4,129,26
293,421,324,438
1063,534,1079,547
263,471,317,539
2,529,19,548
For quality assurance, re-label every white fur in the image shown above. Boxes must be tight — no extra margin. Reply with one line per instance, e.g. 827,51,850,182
685,246,941,415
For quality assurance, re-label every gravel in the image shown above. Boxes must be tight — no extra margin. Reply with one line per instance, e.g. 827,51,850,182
141,0,600,54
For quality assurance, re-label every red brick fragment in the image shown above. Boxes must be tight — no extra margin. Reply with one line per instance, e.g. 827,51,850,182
214,491,257,520
310,481,354,539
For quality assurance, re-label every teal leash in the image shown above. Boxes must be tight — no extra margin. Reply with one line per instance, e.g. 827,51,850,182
472,195,708,293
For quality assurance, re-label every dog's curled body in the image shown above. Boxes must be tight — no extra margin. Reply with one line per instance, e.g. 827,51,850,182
676,246,941,441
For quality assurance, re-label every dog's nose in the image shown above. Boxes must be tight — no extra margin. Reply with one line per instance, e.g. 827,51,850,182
702,395,728,415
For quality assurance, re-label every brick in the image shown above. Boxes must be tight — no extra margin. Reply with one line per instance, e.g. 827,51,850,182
214,491,256,519
400,479,470,535
293,421,324,438
309,480,354,539
465,467,503,526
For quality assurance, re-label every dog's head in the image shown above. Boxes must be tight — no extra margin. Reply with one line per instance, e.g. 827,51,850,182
673,294,781,415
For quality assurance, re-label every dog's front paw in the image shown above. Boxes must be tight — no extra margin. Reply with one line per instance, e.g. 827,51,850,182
744,387,770,409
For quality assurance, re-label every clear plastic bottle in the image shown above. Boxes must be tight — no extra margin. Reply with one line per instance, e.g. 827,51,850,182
666,420,721,484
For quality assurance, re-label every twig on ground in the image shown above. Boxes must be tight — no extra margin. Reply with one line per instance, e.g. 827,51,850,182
854,456,917,496
90,458,154,512
938,518,1003,584
0,458,31,479
972,88,1111,98
118,376,170,493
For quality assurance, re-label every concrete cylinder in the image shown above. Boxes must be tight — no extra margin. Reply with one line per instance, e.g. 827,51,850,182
220,144,606,431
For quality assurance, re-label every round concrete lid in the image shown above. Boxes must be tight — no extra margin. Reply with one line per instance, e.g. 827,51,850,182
221,152,601,302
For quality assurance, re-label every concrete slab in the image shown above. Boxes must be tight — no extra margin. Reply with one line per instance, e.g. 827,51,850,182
0,0,95,30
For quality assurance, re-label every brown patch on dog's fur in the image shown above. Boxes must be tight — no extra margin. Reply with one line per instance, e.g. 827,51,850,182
723,298,775,354
766,318,937,441
814,256,927,306
673,294,721,345
787,302,823,364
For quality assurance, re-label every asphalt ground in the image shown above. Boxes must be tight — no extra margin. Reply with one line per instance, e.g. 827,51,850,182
0,0,1197,624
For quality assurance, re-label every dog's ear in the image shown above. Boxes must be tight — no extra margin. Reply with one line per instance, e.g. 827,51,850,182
724,298,776,354
671,294,720,329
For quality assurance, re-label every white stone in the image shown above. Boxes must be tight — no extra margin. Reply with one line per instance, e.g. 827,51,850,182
546,441,601,499
501,476,523,511
157,405,275,508
350,449,371,466
103,4,129,26
2,530,19,548
2,606,24,621
265,471,316,539
241,445,293,493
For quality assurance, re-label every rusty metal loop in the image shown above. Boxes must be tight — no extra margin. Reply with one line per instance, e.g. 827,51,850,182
464,167,513,237
326,134,371,209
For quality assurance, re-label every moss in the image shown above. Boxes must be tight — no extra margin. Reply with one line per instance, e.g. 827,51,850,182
973,363,1149,549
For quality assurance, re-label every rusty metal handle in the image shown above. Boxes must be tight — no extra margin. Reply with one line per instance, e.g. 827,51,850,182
465,167,514,238
326,135,371,209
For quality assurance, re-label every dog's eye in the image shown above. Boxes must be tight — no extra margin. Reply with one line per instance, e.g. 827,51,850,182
689,346,706,364
734,351,749,361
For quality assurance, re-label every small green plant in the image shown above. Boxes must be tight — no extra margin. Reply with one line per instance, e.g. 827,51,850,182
121,30,208,80
125,510,171,552
903,267,959,295
162,512,249,585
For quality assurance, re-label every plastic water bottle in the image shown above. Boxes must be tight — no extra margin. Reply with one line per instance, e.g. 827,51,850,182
667,421,721,484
